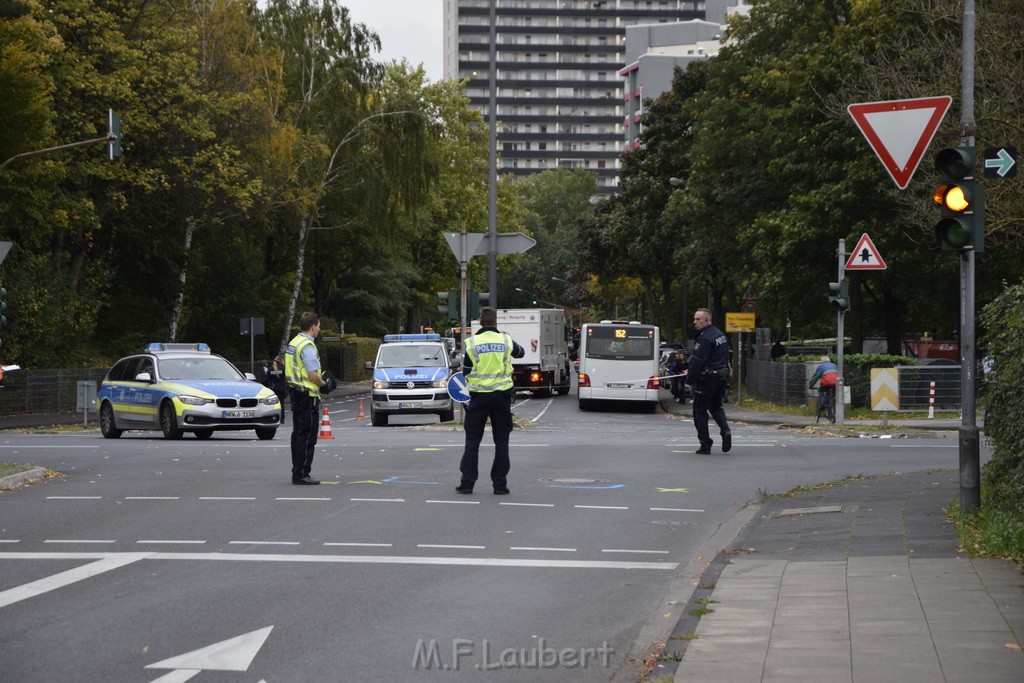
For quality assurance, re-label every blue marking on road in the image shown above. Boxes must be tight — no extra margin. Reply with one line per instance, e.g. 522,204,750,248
382,476,440,485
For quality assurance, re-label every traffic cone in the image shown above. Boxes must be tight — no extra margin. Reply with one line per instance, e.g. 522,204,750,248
318,406,335,439
357,400,366,421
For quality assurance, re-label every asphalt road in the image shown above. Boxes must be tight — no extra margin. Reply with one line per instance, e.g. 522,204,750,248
0,392,980,682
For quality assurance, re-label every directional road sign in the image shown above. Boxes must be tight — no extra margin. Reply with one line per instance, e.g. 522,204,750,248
848,96,952,189
844,233,887,271
984,146,1018,179
0,241,11,265
443,232,536,262
447,371,470,403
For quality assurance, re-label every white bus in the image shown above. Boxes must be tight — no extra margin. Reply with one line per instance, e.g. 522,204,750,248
577,321,661,411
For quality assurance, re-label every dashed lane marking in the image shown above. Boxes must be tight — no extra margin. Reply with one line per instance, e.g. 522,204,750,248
198,497,256,501
499,502,554,508
417,544,485,550
44,539,115,544
426,499,479,505
125,496,180,500
510,547,576,553
574,505,628,510
323,542,392,548
0,540,19,544
137,540,206,545
46,496,101,500
350,498,405,503
228,541,300,546
650,507,705,513
601,549,670,555
275,497,331,501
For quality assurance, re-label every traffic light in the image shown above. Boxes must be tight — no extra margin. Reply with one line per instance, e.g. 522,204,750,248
934,146,984,253
436,290,458,317
466,290,489,320
107,109,123,160
828,280,850,311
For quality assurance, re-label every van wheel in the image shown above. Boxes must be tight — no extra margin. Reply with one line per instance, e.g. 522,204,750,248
371,409,388,426
578,399,591,411
439,407,455,423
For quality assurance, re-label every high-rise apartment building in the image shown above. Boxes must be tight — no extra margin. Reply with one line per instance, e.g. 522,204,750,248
443,0,710,194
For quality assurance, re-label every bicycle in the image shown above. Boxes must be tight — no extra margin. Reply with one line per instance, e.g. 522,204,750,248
816,385,836,424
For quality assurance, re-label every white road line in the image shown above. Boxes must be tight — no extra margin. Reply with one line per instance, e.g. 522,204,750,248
44,539,116,544
46,496,102,500
125,496,180,500
426,499,480,505
650,507,705,513
418,544,486,550
323,542,393,548
275,497,331,501
0,551,678,571
574,505,629,510
228,541,301,546
531,397,555,424
350,498,405,502
0,553,152,609
510,546,576,553
0,540,19,544
198,497,256,501
137,540,207,545
890,444,957,448
500,502,555,508
601,549,670,555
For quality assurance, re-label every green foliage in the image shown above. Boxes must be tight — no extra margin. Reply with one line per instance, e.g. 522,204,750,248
979,282,1024,522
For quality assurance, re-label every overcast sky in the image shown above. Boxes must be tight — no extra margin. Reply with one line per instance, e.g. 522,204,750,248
343,0,444,82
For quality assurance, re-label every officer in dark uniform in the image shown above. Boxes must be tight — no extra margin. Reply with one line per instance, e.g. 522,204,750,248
685,308,731,454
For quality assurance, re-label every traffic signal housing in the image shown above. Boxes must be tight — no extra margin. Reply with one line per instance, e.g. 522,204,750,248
934,146,984,253
466,290,489,320
436,290,458,318
828,280,850,311
0,287,6,328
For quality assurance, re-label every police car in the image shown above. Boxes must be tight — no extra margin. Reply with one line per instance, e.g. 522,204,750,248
97,343,283,440
364,333,457,426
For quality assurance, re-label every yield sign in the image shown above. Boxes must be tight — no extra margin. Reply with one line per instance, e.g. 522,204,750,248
847,96,952,189
845,233,887,271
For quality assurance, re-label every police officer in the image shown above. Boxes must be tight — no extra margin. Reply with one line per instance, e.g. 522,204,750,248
285,312,335,484
686,308,731,454
456,307,525,495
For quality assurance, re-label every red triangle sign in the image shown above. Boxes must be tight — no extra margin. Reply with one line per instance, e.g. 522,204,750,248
845,233,887,271
848,96,952,189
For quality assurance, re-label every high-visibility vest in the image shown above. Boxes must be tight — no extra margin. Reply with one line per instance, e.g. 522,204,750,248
285,333,320,396
465,331,514,393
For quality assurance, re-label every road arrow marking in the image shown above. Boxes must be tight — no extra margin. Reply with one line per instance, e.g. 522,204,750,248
146,626,273,678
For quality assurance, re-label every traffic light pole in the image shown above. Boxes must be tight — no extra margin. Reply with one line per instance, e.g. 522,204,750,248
959,0,981,512
836,239,845,426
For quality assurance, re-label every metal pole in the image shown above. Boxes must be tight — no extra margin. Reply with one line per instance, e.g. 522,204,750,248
487,0,498,307
249,317,255,376
836,240,845,425
959,0,980,511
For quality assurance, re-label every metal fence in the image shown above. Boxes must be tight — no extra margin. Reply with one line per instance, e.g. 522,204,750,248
0,368,109,416
742,359,963,411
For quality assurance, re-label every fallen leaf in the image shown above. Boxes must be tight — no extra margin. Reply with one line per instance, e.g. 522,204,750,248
1004,643,1021,651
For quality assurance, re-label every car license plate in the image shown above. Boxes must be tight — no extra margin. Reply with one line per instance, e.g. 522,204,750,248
607,383,631,389
398,402,422,409
224,410,255,418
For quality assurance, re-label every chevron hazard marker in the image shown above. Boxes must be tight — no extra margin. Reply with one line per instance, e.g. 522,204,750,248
870,368,899,411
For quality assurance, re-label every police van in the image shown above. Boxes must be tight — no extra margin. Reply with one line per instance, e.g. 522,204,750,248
364,333,458,426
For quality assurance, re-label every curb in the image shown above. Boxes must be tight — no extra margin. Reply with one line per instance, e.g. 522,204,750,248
0,466,47,490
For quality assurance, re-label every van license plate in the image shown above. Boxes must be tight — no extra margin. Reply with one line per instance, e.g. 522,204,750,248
398,402,422,409
607,383,631,389
224,410,255,418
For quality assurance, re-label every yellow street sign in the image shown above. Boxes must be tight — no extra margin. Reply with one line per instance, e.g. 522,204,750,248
725,312,756,333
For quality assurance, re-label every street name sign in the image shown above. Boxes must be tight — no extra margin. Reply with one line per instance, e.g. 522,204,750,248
725,312,756,333
844,233,887,271
984,146,1018,179
848,96,952,189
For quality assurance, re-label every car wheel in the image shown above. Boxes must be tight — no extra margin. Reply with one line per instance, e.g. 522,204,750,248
160,401,184,439
371,409,387,426
194,429,214,440
439,407,455,423
100,403,123,439
255,427,277,440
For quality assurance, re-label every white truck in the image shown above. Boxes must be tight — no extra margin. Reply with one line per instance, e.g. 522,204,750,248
471,308,572,397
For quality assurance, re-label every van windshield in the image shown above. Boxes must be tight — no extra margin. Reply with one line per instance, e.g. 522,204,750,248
377,344,447,368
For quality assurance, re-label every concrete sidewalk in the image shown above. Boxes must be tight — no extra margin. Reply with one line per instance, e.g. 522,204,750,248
662,471,1023,682
655,394,1021,682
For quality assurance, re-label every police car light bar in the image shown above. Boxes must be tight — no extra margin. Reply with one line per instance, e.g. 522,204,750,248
382,333,441,342
146,342,212,353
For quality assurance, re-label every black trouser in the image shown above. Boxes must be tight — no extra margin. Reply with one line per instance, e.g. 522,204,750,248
692,374,729,450
289,388,320,479
459,389,514,489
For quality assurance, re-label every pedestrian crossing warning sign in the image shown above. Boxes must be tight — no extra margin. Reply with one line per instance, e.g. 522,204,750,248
845,233,887,271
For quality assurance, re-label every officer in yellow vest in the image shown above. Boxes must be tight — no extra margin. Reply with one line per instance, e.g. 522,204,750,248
285,312,334,484
456,307,525,495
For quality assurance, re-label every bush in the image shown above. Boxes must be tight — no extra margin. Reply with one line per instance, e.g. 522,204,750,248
979,283,1024,527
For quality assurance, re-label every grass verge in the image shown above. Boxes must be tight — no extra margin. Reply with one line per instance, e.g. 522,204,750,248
0,462,33,477
946,497,1024,563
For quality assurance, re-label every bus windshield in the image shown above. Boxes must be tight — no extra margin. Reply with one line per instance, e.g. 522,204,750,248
585,326,655,361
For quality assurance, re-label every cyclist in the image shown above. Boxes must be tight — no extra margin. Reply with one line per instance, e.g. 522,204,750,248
808,355,838,416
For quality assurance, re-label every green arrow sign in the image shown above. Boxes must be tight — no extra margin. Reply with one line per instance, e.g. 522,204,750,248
984,147,1017,178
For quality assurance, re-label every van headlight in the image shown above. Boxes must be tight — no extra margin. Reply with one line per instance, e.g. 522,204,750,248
373,380,388,389
432,379,448,388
